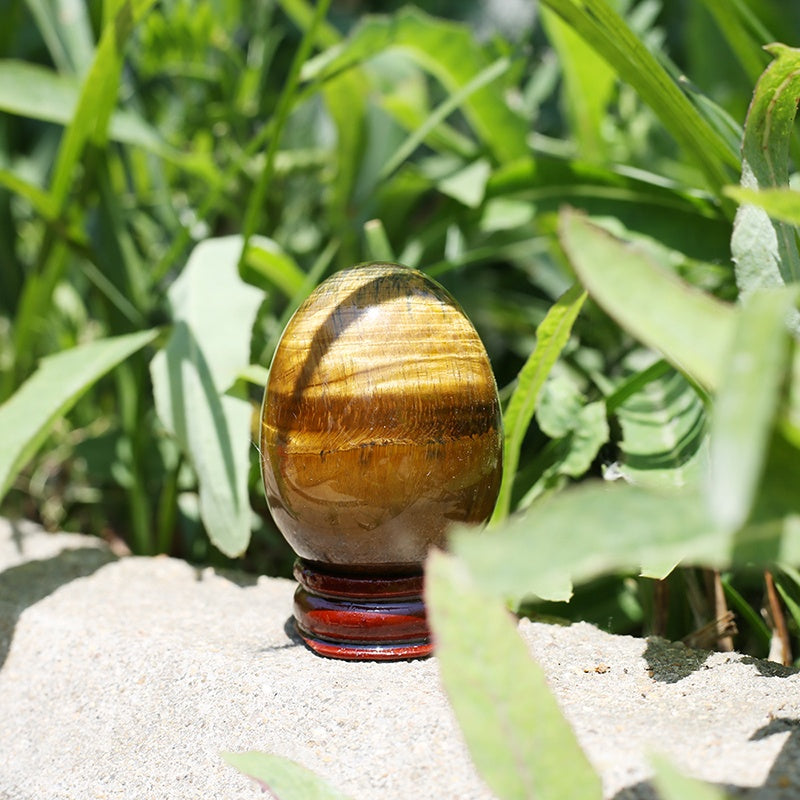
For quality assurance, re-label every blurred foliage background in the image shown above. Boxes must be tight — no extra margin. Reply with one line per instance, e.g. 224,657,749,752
2,0,800,662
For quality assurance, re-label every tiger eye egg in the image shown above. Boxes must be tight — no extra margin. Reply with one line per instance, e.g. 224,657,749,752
259,262,502,569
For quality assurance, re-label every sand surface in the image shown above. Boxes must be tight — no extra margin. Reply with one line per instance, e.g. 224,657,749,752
2,518,800,799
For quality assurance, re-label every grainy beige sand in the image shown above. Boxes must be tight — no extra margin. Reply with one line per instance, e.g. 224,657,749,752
1,518,799,800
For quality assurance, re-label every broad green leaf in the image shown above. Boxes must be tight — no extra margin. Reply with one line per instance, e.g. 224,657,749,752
532,376,610,493
0,329,158,503
743,431,800,566
540,6,615,163
537,373,585,439
709,289,797,531
222,751,353,800
454,482,724,601
613,368,708,490
731,45,800,310
150,237,263,557
49,0,158,208
425,550,602,800
558,401,608,477
492,283,587,522
454,473,800,603
650,754,732,800
242,237,306,298
0,60,212,178
725,186,800,227
559,210,736,392
538,0,738,195
302,7,528,163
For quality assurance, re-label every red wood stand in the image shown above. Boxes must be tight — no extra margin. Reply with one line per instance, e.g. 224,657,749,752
292,560,432,661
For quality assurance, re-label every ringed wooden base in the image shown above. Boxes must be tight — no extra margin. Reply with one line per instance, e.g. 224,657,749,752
292,560,432,661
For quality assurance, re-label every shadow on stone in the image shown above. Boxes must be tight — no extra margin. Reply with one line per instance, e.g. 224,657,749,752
0,547,117,669
256,616,303,653
610,719,800,799
741,656,799,680
191,564,259,588
642,636,711,683
749,720,800,796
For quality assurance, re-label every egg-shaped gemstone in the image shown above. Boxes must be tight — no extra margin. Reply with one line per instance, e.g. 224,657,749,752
260,262,502,569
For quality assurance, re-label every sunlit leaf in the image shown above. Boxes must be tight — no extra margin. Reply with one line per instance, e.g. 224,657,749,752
49,0,158,207
650,754,733,800
708,289,796,531
25,0,95,76
559,209,736,392
243,236,306,298
302,7,528,163
731,44,800,320
426,550,602,800
614,367,708,490
0,60,212,177
456,482,724,602
150,237,263,557
540,6,615,163
538,0,738,195
492,283,587,522
222,751,353,800
725,186,800,227
0,329,158,503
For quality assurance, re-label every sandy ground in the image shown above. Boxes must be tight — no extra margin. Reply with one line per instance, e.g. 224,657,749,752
1,517,800,800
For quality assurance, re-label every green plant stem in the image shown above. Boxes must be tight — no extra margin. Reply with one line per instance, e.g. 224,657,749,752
239,0,333,263
116,361,153,554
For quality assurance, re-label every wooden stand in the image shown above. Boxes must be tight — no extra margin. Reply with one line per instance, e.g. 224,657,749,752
292,560,432,661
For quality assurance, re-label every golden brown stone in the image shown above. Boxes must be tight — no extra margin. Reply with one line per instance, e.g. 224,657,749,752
260,262,502,569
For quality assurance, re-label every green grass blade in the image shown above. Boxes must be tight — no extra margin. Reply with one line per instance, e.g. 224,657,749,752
0,167,58,221
731,45,800,300
363,219,395,262
559,209,736,392
48,0,157,209
150,237,263,558
379,57,511,180
539,0,738,195
708,289,796,531
242,236,307,298
302,7,528,163
0,60,214,179
698,0,770,84
540,6,615,163
0,329,158,503
25,0,95,76
277,0,341,47
492,283,587,522
241,0,332,256
222,751,353,800
426,550,602,800
720,575,771,650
